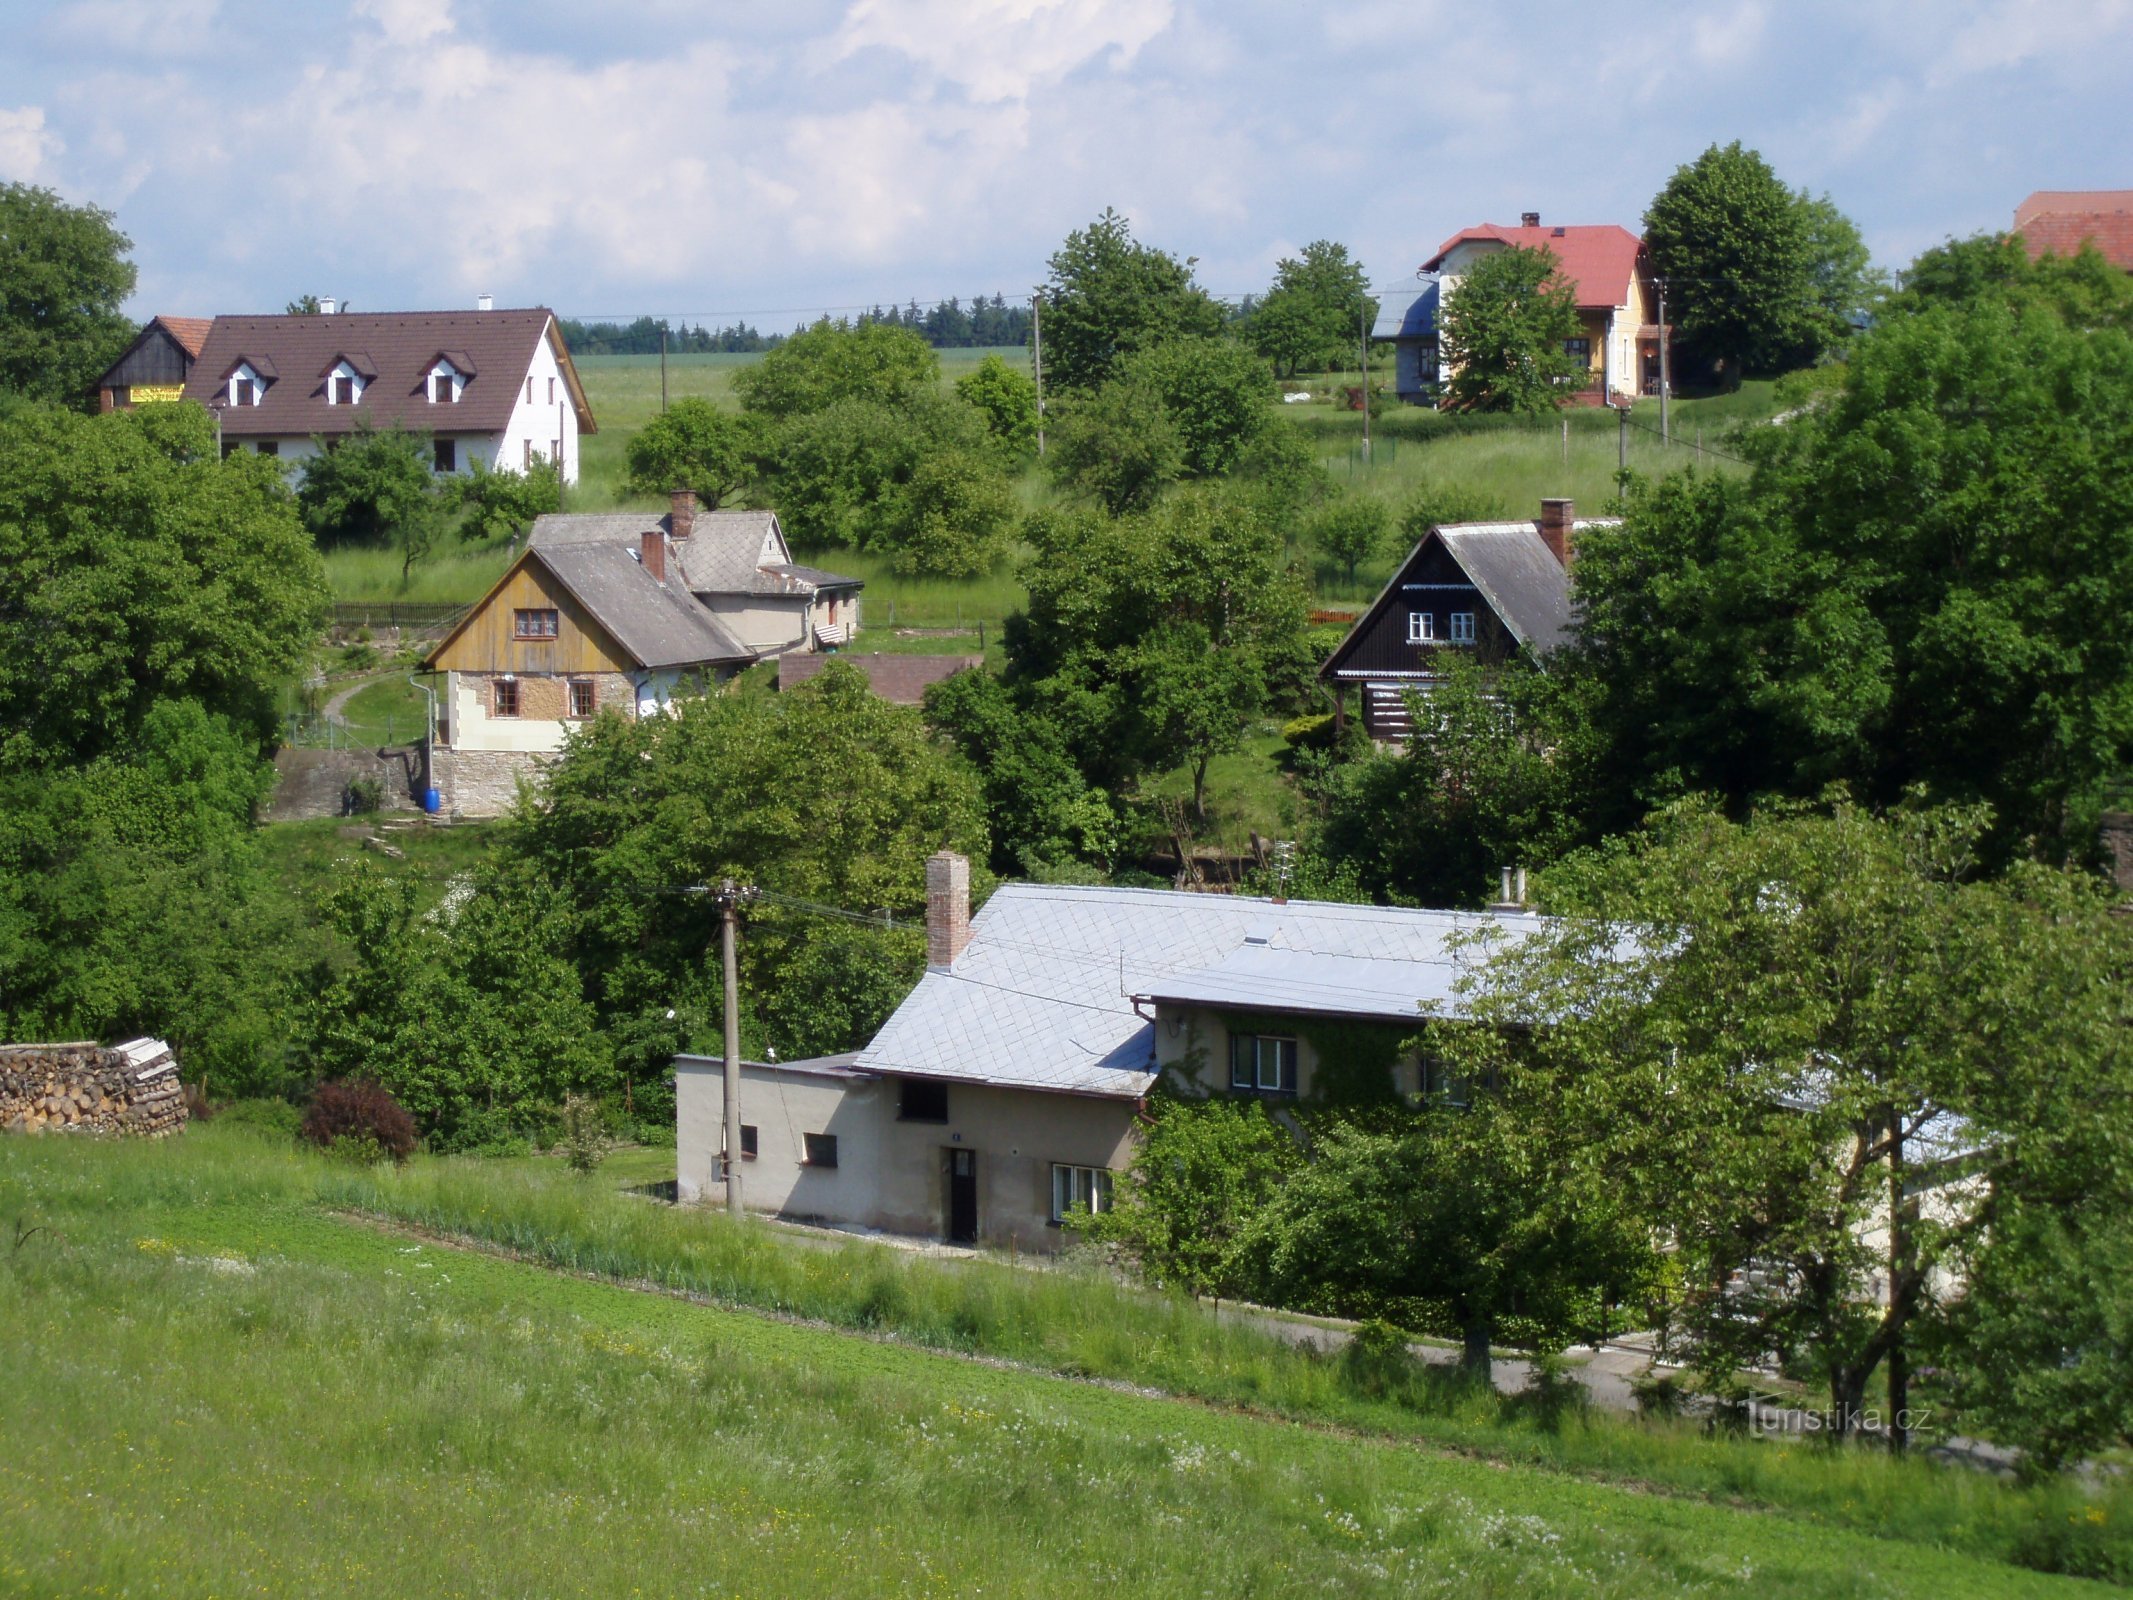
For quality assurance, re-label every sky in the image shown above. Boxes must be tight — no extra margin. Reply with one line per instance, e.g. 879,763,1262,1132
5,0,2130,326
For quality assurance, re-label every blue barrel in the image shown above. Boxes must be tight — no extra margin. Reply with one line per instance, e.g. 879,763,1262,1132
422,787,443,814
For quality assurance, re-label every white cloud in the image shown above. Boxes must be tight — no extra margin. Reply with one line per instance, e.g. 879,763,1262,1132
0,106,61,183
831,0,1174,102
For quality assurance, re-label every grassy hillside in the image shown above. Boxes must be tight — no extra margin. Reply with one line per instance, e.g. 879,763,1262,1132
0,1129,2120,1596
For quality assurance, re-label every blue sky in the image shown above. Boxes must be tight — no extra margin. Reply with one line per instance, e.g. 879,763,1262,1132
5,0,2129,324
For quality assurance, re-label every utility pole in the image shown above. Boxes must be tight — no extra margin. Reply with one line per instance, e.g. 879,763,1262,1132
659,324,669,415
1615,400,1632,476
1030,289,1045,457
1656,279,1671,445
1358,307,1371,465
716,879,749,1216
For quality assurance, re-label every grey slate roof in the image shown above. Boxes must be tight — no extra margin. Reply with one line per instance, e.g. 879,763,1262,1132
528,509,862,599
1437,521,1602,653
855,884,1544,1099
531,543,752,669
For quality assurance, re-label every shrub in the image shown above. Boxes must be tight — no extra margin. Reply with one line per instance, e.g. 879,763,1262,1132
1343,1317,1418,1398
558,1093,609,1174
429,1105,533,1158
344,775,384,814
300,1078,417,1164
1280,713,1335,751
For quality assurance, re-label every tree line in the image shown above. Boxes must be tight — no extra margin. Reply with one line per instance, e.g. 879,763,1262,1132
557,294,1033,359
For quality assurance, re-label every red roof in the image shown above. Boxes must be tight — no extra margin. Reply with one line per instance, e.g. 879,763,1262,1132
154,316,213,359
1422,223,1644,309
2014,189,2133,272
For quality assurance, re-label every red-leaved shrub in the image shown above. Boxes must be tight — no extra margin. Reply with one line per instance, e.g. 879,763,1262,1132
301,1078,417,1164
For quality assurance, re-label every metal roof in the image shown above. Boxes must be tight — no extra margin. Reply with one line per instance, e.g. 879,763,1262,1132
1437,521,1594,653
531,543,753,669
529,509,861,599
1373,283,1438,342
855,884,1544,1099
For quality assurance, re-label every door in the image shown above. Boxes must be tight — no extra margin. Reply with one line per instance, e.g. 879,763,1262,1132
946,1148,978,1244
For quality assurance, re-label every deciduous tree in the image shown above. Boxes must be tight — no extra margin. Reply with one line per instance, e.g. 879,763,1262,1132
732,317,939,418
952,353,1038,456
622,397,757,508
1436,244,1582,413
1643,142,1820,377
0,183,136,408
1249,240,1376,378
1040,209,1224,393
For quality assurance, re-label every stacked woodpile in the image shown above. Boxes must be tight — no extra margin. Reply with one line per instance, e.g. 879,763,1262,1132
0,1037,186,1137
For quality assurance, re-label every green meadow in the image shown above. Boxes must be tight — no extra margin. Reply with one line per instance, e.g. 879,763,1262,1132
0,1126,2123,1596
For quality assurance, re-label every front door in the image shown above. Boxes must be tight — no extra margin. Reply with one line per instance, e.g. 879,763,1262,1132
946,1148,978,1244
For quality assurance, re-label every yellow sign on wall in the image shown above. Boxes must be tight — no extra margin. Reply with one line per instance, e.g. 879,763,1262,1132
130,385,184,403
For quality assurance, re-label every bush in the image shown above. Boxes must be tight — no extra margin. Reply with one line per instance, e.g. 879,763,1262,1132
1280,713,1335,751
1343,1317,1418,1398
344,775,384,815
300,1078,417,1164
213,1098,304,1140
429,1104,533,1158
558,1092,610,1174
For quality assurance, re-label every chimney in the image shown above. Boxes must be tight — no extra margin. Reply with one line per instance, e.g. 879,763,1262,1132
1490,866,1528,912
1520,211,1540,228
641,527,666,584
925,850,972,969
477,293,494,312
669,487,697,542
1538,498,1575,566
319,295,337,315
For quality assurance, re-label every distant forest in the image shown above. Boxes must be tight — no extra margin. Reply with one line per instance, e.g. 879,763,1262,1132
560,295,1033,357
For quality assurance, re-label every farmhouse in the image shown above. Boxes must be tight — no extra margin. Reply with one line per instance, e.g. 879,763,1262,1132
173,301,594,481
675,851,1542,1249
1386,213,1659,405
1320,497,1615,742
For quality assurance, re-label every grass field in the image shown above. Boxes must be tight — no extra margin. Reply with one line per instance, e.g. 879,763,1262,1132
1,1127,2123,1596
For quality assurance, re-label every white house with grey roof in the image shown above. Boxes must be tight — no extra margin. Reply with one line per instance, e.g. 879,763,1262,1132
675,851,1544,1249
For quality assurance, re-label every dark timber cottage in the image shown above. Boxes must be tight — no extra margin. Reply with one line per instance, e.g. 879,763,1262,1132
1320,498,1615,742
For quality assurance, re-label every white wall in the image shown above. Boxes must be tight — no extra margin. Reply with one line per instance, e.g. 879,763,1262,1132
445,670,571,754
495,319,581,485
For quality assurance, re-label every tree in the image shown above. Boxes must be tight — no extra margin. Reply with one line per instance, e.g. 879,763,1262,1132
1306,494,1389,584
1643,142,1819,378
285,295,324,316
952,353,1038,456
0,400,326,765
1248,240,1376,377
1436,245,1583,413
505,661,989,1085
1045,375,1183,515
1438,798,2133,1436
296,420,443,582
891,447,1018,578
1040,209,1225,392
1797,191,1882,348
1112,337,1271,477
622,397,758,508
922,668,1119,876
451,457,561,542
0,183,137,408
732,318,939,418
1569,266,2133,863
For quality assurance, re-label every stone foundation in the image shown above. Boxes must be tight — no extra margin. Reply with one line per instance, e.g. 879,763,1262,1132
0,1038,185,1137
432,746,550,819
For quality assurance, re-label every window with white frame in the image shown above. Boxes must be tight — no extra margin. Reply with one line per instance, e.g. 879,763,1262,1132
1051,1164,1113,1222
1407,610,1434,644
1449,611,1477,644
430,361,460,404
326,361,365,406
1229,1033,1299,1095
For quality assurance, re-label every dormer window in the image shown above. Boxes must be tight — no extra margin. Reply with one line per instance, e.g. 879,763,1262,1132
225,361,267,406
320,353,374,406
427,352,473,405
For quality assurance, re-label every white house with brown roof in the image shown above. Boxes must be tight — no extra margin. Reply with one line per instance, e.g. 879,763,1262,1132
175,302,594,481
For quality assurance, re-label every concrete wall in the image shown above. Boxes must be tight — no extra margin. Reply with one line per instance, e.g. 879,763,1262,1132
676,1060,1138,1252
263,744,425,822
430,746,546,818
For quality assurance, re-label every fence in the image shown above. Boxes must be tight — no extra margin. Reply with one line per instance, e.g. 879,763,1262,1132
331,601,470,631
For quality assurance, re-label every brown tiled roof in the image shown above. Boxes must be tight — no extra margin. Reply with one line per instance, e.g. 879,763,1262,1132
778,652,983,704
2014,189,2133,272
180,308,596,438
155,316,212,359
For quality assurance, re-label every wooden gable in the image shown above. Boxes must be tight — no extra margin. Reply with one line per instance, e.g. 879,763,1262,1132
1322,532,1518,683
427,552,636,675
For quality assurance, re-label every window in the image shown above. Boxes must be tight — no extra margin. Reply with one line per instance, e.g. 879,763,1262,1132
1564,337,1592,363
433,373,456,403
1449,611,1477,644
802,1132,838,1168
526,376,534,404
899,1078,949,1123
1051,1164,1113,1222
1229,1033,1298,1095
220,441,240,461
1408,611,1435,644
332,375,354,405
567,678,596,718
232,376,256,406
1420,1056,1473,1107
433,438,457,473
513,608,559,640
523,439,533,469
739,1124,759,1159
547,376,556,403
492,678,520,718
256,440,278,457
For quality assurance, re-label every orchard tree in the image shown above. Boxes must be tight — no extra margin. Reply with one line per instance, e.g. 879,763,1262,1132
1046,375,1183,514
1307,494,1390,584
296,419,443,581
1436,244,1582,412
622,396,757,507
732,317,939,418
924,668,1120,876
1250,240,1376,377
0,183,136,408
1643,142,1820,377
1438,798,2133,1438
1040,209,1224,392
952,353,1038,456
451,457,560,542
